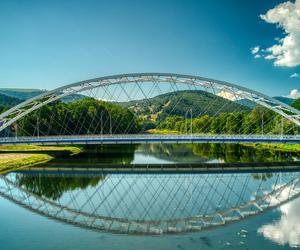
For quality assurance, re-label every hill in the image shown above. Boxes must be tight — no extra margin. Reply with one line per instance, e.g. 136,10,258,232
120,90,250,121
292,98,300,110
235,96,295,109
1,87,298,118
273,96,295,105
0,88,86,103
235,99,256,109
0,93,22,113
0,88,45,100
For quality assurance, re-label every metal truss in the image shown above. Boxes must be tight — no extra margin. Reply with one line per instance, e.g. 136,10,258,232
0,73,299,133
1,172,300,235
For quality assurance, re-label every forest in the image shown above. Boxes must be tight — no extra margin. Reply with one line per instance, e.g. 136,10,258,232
157,106,300,135
17,98,142,136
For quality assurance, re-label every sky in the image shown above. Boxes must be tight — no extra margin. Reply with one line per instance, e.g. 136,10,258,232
0,0,300,98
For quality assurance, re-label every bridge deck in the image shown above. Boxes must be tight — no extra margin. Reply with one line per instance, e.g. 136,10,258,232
15,161,300,174
0,134,300,145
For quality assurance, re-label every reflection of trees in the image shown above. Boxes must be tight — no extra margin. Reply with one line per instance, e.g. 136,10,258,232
139,143,298,163
191,144,298,163
191,144,258,162
15,145,137,200
17,143,297,201
47,144,138,165
16,174,105,200
251,173,273,181
85,144,138,164
138,144,206,163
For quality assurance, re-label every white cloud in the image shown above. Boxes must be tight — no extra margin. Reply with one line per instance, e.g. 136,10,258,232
265,54,276,60
290,73,300,78
288,89,300,98
259,0,300,67
251,46,260,54
258,187,300,248
251,46,262,58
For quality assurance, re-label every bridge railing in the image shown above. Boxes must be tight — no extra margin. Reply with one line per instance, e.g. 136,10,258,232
0,133,300,143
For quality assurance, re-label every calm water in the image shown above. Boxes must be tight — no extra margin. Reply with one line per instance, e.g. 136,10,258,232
1,143,300,250
42,143,300,166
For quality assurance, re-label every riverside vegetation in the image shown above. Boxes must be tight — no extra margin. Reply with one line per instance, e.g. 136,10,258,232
0,90,299,172
0,145,81,173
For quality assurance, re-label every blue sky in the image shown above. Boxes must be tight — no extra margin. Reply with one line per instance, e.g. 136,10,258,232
0,0,299,97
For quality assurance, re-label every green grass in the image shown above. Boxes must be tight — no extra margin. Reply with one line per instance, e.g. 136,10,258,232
0,145,82,173
244,143,300,153
0,153,53,173
147,128,182,134
0,145,82,155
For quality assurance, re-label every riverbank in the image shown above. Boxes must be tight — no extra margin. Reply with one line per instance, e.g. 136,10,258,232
147,129,181,134
243,143,300,153
0,145,81,173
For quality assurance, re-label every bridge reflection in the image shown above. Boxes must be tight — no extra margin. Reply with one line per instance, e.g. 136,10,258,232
1,168,300,235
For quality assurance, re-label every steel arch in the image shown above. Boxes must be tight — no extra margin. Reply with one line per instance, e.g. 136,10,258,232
0,73,300,133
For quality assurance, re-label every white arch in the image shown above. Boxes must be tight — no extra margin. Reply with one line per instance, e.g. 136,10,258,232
0,73,299,133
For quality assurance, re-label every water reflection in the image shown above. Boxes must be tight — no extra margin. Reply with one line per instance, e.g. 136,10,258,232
137,144,300,163
1,143,300,249
45,144,300,167
15,174,105,200
1,170,300,235
258,189,300,248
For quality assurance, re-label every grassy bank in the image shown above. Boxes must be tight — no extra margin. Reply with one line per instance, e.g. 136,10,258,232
243,143,300,153
0,145,82,173
0,145,81,154
147,129,182,134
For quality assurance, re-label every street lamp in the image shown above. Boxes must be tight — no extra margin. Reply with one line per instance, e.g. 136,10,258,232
261,112,264,136
109,111,112,135
100,110,103,135
185,110,189,134
37,117,40,138
190,108,193,136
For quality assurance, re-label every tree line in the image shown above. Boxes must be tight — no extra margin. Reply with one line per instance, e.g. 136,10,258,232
17,98,142,136
157,106,299,135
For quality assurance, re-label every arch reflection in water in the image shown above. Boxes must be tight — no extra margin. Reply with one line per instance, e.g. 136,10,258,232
0,171,300,235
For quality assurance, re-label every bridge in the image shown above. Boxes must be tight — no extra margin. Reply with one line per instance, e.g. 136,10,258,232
0,73,299,143
0,134,300,146
1,73,300,236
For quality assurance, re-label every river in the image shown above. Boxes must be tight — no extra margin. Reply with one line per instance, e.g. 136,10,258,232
0,143,300,249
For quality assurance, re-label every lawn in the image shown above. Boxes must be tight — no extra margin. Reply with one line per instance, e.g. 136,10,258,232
0,145,82,173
